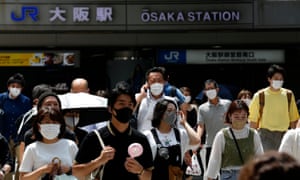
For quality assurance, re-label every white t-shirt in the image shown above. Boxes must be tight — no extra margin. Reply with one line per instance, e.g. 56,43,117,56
19,138,78,176
279,128,300,162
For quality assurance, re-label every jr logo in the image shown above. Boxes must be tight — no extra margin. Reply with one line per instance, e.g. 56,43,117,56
164,51,180,60
11,6,38,22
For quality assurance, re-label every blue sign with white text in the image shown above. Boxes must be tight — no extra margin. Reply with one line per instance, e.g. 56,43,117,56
11,6,39,22
157,50,186,64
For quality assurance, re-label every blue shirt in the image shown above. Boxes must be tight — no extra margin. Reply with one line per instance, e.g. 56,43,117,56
0,92,31,141
164,82,186,105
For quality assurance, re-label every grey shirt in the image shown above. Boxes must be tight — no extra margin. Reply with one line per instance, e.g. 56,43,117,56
198,98,231,147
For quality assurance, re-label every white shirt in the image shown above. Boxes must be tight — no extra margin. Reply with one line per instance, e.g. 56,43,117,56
137,93,178,132
19,138,78,179
206,127,264,179
279,128,300,162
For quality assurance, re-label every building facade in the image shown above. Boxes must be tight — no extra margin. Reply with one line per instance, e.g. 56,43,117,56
0,0,300,99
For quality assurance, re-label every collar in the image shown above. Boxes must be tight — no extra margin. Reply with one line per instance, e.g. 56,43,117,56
208,97,220,106
108,121,132,136
146,91,165,101
266,87,282,94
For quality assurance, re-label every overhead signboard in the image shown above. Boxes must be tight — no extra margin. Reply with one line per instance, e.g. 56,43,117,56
0,2,253,31
158,49,285,64
0,4,126,31
0,51,80,67
127,3,253,30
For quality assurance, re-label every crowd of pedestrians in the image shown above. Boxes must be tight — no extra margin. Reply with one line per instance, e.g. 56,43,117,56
0,64,300,180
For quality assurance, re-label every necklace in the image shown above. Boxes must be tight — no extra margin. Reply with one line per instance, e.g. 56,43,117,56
163,135,172,146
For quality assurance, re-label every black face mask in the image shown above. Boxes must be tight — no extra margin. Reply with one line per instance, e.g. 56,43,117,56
113,107,133,123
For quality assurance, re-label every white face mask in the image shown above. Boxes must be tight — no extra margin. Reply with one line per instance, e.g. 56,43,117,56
150,83,164,96
65,116,79,128
39,124,60,140
271,80,283,90
9,87,21,97
184,96,191,103
206,89,217,100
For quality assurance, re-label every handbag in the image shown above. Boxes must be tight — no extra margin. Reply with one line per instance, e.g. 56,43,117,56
85,129,105,180
185,153,202,176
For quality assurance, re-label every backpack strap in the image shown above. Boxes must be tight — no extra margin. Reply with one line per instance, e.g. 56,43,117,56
173,128,181,143
286,90,292,112
151,128,162,145
257,90,265,128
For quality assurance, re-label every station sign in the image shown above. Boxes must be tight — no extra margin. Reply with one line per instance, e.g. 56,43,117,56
158,49,285,64
0,2,253,31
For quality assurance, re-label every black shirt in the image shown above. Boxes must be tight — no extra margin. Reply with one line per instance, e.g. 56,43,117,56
76,122,154,180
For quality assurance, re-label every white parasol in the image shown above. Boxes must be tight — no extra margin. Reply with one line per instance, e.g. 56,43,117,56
58,92,108,110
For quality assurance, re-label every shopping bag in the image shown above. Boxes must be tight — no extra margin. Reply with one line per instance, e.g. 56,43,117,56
185,153,202,176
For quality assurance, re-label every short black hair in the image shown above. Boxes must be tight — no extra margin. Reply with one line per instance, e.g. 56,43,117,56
7,73,25,87
146,66,168,81
204,79,219,89
267,64,286,79
108,81,136,107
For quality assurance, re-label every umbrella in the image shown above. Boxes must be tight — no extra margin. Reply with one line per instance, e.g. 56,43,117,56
58,92,110,127
58,92,108,110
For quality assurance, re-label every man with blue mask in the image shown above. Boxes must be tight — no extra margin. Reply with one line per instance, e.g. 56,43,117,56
249,64,299,151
